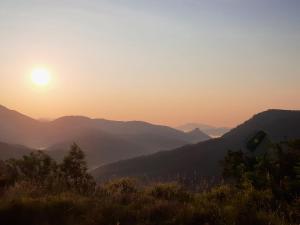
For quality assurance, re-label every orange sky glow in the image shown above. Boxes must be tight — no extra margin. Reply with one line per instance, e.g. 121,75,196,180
0,0,299,128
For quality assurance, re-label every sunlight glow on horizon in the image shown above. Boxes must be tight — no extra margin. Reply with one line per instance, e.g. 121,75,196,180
0,0,299,127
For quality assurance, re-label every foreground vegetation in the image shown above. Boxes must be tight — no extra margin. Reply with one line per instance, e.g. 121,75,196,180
0,141,299,225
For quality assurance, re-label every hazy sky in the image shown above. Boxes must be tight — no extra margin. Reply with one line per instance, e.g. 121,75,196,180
0,0,299,127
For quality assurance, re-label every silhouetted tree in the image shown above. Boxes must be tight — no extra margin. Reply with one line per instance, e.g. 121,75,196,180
222,150,246,183
5,151,57,188
222,139,300,201
60,143,95,194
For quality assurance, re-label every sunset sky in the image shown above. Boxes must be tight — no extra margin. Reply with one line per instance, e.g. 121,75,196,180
0,0,299,127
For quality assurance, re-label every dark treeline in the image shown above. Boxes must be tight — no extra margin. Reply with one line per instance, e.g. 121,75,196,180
0,141,299,225
0,143,95,195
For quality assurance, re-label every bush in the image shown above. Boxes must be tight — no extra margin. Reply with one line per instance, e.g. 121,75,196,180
0,142,299,225
148,182,191,202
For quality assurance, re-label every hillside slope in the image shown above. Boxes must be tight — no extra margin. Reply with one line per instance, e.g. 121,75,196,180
92,109,300,180
0,105,210,166
0,141,32,160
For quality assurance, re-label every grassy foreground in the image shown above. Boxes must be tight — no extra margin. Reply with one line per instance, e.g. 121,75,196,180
0,178,298,225
0,141,299,225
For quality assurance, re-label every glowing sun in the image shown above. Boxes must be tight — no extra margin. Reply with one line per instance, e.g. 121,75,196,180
31,68,51,86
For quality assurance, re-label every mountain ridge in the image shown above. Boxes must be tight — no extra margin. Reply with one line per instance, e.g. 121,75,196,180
92,109,300,180
177,122,230,137
0,105,210,167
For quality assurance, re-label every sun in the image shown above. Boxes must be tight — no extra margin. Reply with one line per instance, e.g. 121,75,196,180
31,68,51,86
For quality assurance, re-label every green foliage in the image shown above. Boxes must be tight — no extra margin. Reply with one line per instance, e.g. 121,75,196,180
3,151,57,191
222,150,246,182
0,143,95,195
102,178,139,195
295,162,300,180
222,139,300,224
0,160,12,189
0,141,299,225
1,180,294,225
0,194,90,225
246,130,267,151
59,143,95,194
148,182,191,202
223,139,300,201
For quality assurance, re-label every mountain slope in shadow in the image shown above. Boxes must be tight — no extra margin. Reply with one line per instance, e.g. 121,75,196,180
92,109,300,180
0,141,32,160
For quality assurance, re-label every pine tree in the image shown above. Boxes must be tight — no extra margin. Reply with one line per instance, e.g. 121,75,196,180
60,143,95,194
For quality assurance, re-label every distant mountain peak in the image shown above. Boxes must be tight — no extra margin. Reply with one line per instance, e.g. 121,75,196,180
177,123,231,137
185,128,211,141
53,115,92,122
187,128,202,134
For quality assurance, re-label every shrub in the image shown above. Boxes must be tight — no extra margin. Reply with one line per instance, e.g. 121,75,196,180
0,142,299,225
148,182,191,202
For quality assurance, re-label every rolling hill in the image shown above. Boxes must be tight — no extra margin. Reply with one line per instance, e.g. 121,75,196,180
92,109,300,180
0,105,210,167
0,141,32,160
